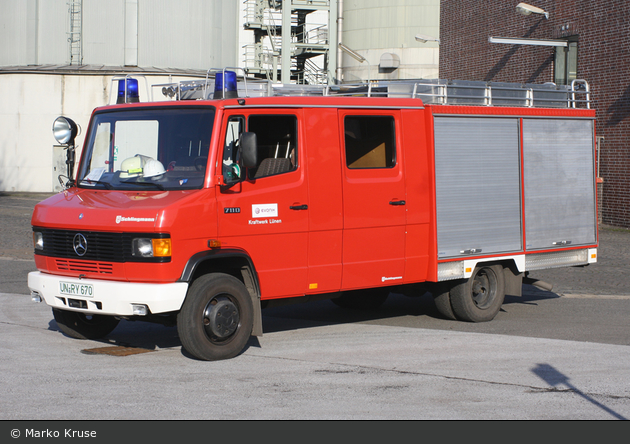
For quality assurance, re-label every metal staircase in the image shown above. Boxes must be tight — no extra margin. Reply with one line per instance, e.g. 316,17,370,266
242,0,335,85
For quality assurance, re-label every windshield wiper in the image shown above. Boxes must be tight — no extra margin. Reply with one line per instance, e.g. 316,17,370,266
79,179,114,189
120,181,165,191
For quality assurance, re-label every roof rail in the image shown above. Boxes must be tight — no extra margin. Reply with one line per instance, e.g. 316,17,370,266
323,79,591,109
146,68,591,109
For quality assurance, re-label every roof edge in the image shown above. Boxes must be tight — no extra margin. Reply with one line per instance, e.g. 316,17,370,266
0,64,209,77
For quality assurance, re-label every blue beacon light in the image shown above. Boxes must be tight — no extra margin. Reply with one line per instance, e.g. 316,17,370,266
117,78,140,104
213,71,238,99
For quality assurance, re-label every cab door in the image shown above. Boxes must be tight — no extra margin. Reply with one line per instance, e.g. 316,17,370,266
339,110,406,289
216,110,309,299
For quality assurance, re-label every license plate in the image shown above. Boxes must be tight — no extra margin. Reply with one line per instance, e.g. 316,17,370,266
59,281,94,298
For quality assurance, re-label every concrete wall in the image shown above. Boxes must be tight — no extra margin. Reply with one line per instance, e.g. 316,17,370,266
0,0,241,193
0,72,205,193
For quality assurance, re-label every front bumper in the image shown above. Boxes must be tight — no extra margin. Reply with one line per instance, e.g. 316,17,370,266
28,271,189,316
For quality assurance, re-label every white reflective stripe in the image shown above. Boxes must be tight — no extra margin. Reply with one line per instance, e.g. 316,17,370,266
27,271,188,316
437,249,594,281
524,249,590,271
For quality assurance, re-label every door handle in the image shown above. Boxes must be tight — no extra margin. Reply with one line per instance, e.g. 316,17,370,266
389,200,406,206
290,204,308,210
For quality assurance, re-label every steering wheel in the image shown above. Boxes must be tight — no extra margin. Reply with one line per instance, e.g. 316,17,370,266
194,157,208,172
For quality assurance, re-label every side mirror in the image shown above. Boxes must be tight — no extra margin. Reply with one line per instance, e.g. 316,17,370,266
240,132,258,168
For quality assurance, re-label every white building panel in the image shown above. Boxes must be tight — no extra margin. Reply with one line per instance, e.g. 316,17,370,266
138,0,239,70
36,0,68,64
83,0,126,66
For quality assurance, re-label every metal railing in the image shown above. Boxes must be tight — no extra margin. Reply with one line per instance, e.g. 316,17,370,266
323,79,591,109
145,69,592,109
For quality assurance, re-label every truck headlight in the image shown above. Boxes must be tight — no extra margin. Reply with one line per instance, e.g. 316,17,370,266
132,238,171,258
33,231,44,250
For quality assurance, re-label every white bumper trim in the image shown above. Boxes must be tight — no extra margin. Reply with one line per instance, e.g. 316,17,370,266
28,271,189,316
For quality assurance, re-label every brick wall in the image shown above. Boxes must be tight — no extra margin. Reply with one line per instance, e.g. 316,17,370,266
440,0,630,228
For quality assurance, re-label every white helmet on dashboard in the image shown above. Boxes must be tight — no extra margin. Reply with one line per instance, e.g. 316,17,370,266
143,159,166,178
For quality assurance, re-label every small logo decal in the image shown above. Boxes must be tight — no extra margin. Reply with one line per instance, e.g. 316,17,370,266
115,215,156,224
224,207,241,214
73,233,88,257
252,203,278,218
79,213,84,219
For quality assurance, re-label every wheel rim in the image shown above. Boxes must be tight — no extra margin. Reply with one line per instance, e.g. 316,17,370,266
202,295,240,342
471,268,498,309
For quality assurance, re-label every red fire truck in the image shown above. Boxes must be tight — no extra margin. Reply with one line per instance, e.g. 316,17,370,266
28,70,598,361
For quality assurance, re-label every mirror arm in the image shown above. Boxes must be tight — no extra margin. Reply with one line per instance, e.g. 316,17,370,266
66,143,76,184
217,174,237,190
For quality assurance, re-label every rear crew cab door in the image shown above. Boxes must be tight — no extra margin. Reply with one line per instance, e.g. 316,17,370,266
338,110,406,289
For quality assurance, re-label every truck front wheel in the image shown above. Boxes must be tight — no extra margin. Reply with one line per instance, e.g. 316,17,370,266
449,264,505,322
177,273,254,361
52,308,120,340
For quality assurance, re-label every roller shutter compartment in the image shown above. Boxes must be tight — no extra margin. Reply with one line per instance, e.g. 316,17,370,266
434,117,523,259
522,118,596,250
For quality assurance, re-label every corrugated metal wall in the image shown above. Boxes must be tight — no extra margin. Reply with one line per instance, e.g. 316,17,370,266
83,0,126,65
0,0,66,65
0,0,239,69
137,0,238,70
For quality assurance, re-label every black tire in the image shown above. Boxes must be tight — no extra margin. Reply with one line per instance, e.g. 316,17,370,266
450,264,505,322
432,283,457,321
52,308,120,340
331,288,389,310
177,273,254,361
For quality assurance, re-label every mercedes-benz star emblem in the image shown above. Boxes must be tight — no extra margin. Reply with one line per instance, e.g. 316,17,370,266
73,233,88,257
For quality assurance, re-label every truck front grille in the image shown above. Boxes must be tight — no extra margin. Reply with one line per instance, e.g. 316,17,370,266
35,229,128,262
32,228,169,263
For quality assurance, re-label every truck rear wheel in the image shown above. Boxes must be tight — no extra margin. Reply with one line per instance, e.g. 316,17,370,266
177,273,254,361
449,264,505,322
52,308,120,340
432,283,457,320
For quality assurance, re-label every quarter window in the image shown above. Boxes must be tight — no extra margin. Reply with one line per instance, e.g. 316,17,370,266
344,116,396,169
222,116,245,181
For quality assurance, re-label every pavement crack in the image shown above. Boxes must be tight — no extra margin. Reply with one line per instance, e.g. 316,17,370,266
249,353,630,402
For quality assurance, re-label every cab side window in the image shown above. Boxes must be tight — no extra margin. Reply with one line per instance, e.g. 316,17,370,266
344,116,396,169
248,115,298,179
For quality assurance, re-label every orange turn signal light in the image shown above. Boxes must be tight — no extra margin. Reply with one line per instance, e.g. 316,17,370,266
152,238,172,257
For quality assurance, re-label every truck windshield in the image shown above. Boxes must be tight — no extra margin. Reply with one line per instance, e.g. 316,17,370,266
76,106,215,191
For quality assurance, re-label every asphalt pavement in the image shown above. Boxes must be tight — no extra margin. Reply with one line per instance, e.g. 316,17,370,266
1,192,629,421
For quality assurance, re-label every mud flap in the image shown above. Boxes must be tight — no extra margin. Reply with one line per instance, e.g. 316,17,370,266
503,266,523,298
